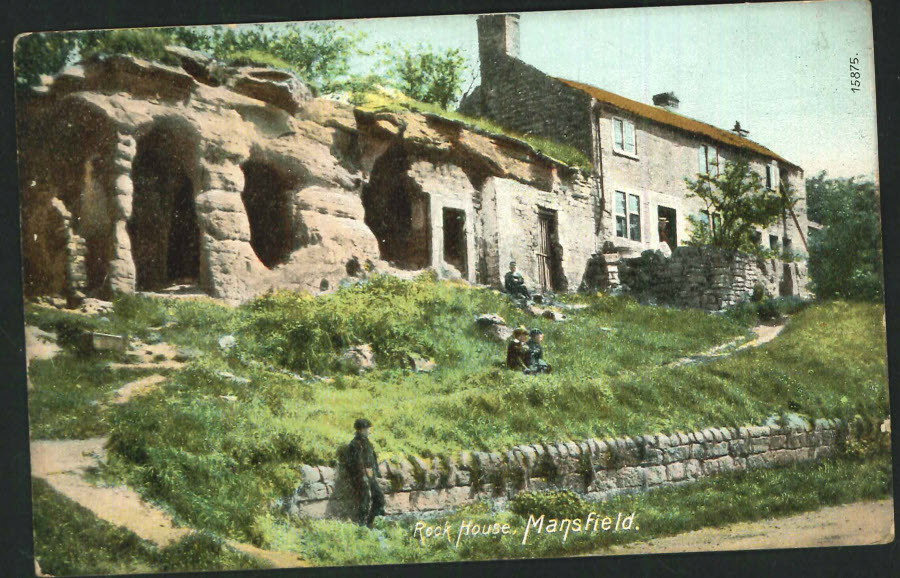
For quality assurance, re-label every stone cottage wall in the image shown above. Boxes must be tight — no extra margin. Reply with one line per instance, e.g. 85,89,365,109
460,54,594,157
283,417,855,519
484,174,596,294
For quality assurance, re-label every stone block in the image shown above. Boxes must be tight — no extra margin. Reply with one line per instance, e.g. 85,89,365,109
645,465,667,486
616,467,644,488
641,448,663,466
666,462,686,481
90,332,127,352
684,459,701,479
707,441,730,458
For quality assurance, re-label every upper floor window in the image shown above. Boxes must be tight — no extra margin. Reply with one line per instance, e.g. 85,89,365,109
613,118,637,157
615,191,642,241
765,162,780,190
698,144,719,176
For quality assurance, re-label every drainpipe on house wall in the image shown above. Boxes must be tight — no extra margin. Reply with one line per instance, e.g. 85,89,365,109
589,100,607,245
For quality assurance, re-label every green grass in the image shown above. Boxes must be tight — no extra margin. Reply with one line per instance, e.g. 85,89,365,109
25,277,889,547
28,355,160,439
358,91,592,169
255,447,892,566
31,477,267,575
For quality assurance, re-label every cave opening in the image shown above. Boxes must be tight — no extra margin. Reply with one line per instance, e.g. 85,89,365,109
240,160,298,269
361,145,431,270
128,119,202,291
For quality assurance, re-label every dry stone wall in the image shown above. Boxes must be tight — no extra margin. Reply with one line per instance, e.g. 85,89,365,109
617,246,761,310
283,417,853,519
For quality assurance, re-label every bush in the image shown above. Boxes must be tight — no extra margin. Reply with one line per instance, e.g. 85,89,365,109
510,490,588,520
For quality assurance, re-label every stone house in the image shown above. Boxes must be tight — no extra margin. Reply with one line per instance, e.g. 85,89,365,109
460,14,811,296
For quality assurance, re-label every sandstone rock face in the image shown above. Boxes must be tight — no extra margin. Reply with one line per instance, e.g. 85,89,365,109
228,68,312,115
19,51,605,305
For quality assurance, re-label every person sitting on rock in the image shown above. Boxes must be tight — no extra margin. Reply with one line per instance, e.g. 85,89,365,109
525,328,552,374
506,327,530,371
504,261,531,301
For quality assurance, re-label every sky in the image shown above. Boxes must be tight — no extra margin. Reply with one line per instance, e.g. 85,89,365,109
234,0,879,180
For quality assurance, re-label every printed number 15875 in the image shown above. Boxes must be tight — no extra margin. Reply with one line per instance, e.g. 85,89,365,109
850,57,861,93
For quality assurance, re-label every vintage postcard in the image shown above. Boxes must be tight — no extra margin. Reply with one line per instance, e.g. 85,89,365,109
14,0,891,575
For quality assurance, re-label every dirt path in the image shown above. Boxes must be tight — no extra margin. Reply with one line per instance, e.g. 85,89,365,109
597,500,894,556
110,374,167,404
30,438,308,567
670,321,786,368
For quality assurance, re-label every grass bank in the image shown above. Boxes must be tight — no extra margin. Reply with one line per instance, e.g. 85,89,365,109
25,276,888,546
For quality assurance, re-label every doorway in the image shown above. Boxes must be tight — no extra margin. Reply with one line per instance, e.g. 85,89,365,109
658,206,677,249
537,209,563,292
442,208,467,277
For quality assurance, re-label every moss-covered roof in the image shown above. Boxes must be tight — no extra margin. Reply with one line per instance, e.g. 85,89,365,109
555,77,799,170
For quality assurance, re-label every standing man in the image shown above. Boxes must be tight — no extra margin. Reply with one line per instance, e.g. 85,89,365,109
346,418,385,528
504,261,531,300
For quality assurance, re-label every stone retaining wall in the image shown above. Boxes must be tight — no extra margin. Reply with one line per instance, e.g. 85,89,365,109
615,246,807,310
283,417,854,519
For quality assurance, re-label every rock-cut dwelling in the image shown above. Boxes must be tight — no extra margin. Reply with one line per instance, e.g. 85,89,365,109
16,14,811,307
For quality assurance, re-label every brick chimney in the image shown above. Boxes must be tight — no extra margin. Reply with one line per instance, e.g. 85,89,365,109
477,14,520,81
652,92,679,111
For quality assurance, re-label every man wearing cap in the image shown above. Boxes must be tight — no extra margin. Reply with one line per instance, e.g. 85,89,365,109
346,418,385,527
525,328,552,374
504,261,531,300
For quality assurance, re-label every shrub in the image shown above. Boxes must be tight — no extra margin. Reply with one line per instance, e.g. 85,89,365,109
510,490,588,520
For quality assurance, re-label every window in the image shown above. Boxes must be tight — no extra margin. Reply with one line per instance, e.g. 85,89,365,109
613,118,637,156
698,145,719,176
615,191,642,241
769,234,779,251
782,237,793,259
765,162,780,190
699,210,720,234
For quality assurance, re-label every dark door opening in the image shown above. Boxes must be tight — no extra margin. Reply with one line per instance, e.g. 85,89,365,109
537,209,564,293
241,160,296,269
166,171,201,282
128,122,201,291
361,145,431,270
442,208,467,277
658,206,677,249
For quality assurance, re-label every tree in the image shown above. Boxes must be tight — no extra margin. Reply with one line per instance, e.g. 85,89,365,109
14,24,367,95
806,172,882,300
383,44,467,109
685,159,796,254
13,32,78,88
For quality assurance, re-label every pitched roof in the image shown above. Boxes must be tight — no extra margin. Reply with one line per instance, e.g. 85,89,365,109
554,77,799,169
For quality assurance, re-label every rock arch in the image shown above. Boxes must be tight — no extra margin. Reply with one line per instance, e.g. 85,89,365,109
127,117,203,291
361,144,431,270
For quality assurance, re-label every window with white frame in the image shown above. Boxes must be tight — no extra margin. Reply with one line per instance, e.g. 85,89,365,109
698,144,719,176
615,191,641,241
613,118,636,156
765,162,780,190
